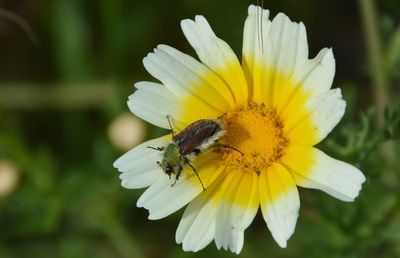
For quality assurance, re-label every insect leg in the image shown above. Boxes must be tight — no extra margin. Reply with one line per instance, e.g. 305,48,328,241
147,146,164,151
217,112,227,120
186,161,205,191
170,165,183,187
170,173,179,186
213,144,244,156
169,171,182,187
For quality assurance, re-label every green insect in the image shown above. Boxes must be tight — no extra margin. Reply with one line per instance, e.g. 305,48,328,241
149,116,241,191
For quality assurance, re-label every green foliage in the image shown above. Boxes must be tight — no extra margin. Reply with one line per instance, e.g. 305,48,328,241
383,105,400,140
324,105,400,165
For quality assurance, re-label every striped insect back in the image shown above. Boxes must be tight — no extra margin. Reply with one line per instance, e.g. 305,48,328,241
173,119,225,157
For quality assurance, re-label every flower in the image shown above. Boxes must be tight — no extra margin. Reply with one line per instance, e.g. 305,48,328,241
114,5,366,254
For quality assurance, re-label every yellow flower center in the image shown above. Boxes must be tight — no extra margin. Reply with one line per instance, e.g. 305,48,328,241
219,102,288,174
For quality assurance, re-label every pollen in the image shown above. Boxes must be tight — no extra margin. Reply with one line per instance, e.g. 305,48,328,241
219,102,288,174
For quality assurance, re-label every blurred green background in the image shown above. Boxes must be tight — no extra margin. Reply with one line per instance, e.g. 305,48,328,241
0,0,399,257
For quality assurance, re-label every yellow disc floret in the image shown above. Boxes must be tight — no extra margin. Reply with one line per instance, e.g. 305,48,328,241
219,102,288,174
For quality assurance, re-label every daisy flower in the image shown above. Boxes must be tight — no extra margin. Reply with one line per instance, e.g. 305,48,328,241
114,5,366,254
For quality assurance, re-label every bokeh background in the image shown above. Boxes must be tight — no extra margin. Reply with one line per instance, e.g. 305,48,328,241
1,0,399,257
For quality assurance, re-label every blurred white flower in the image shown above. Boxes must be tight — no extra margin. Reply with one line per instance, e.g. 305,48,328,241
108,112,147,151
0,160,19,197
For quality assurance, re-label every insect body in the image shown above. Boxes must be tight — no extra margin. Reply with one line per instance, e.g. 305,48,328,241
149,118,225,191
173,119,225,159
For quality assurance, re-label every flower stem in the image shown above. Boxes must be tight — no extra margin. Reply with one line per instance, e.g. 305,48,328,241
358,0,389,127
358,0,396,163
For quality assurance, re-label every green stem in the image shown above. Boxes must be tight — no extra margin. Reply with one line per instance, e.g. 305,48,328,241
358,0,389,127
358,0,396,162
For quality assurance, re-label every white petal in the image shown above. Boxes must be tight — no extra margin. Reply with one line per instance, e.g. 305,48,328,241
128,82,182,129
242,8,309,104
181,16,248,104
156,45,235,109
136,173,199,220
181,204,216,252
259,163,300,248
242,5,270,64
142,44,230,118
137,153,222,220
215,172,258,254
176,182,219,252
113,135,168,171
266,13,309,107
267,12,308,75
120,169,161,189
286,88,346,145
242,5,271,101
281,146,366,202
292,48,335,96
114,136,168,189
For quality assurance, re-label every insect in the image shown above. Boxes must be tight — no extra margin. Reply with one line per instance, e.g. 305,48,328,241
149,116,235,191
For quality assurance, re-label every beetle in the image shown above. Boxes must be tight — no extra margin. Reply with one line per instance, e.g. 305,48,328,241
148,117,228,191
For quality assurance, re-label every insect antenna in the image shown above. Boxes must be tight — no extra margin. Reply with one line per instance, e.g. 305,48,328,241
187,162,206,191
166,115,176,136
